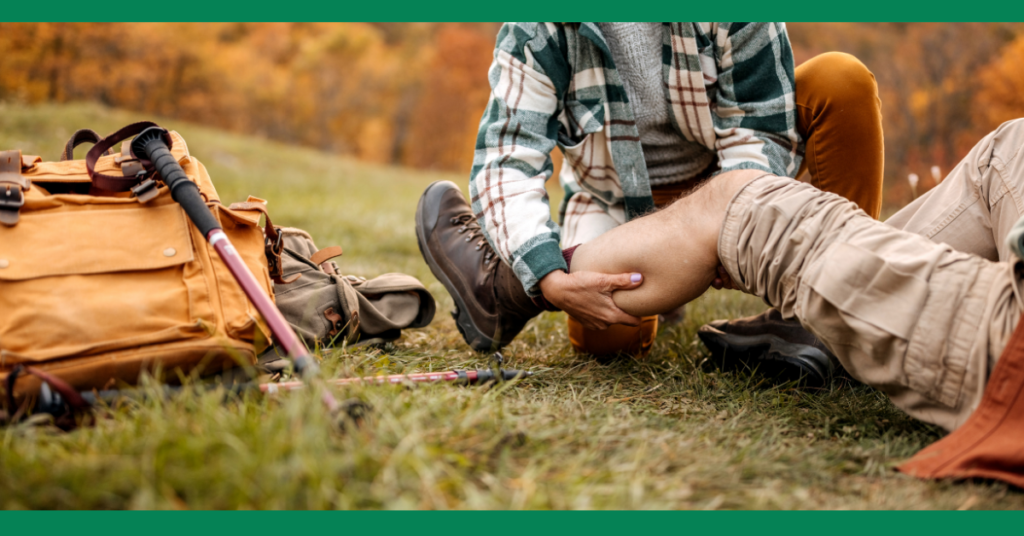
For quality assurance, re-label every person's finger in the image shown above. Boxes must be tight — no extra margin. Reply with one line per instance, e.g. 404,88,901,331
602,272,643,292
711,277,723,290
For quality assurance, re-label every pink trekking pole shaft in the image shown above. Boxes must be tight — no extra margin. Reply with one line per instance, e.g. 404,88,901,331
260,368,533,393
129,126,339,411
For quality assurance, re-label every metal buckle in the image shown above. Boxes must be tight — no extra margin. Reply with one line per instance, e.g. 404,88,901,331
0,186,25,226
117,153,147,180
130,178,160,203
272,228,284,255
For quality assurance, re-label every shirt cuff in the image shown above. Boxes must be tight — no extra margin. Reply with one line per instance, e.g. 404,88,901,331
712,161,775,178
511,239,568,298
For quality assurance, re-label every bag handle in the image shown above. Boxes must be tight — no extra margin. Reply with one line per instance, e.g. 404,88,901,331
85,122,171,192
61,129,114,162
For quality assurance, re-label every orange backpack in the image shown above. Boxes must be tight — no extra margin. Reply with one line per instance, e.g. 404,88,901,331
0,129,274,404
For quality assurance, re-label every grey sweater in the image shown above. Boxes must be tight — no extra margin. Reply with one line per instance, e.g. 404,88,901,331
598,22,715,185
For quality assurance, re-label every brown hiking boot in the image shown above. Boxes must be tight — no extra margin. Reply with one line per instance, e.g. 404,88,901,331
415,181,548,352
697,309,837,388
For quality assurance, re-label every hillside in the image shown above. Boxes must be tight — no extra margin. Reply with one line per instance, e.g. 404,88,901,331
1,104,1020,509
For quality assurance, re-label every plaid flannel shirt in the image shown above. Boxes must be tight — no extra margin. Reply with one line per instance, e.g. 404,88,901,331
470,22,802,296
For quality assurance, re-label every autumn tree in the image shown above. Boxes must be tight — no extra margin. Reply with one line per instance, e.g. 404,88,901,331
973,35,1024,134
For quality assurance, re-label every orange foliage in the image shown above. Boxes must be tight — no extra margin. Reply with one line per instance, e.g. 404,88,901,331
789,22,1024,206
403,24,495,170
3,22,1024,209
974,35,1024,133
0,22,498,169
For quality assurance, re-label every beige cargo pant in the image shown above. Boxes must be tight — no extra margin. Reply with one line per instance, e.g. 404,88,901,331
718,119,1024,431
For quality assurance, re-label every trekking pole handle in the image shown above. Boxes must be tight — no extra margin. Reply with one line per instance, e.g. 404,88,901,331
130,127,320,380
133,129,221,237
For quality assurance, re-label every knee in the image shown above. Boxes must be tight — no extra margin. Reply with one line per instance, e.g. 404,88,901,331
796,52,878,108
988,118,1024,163
993,118,1024,138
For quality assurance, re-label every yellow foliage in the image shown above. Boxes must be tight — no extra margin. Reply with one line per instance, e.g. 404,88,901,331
974,36,1024,131
0,22,498,172
1,21,1022,209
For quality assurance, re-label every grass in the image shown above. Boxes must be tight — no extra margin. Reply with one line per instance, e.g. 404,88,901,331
1,102,1022,509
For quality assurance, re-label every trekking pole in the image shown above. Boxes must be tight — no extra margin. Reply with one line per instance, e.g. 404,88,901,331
261,368,532,393
31,368,533,417
126,126,340,412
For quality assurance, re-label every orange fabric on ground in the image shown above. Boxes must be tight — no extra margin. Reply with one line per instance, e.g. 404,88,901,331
570,52,885,356
898,313,1024,487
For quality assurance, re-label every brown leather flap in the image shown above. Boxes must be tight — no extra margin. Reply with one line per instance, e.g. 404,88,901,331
310,246,343,266
0,204,194,281
22,155,41,169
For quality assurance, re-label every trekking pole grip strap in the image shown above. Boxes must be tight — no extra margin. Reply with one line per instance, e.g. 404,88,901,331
85,122,170,192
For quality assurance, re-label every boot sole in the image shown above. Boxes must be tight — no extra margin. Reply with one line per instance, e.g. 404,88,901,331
697,327,832,388
415,182,501,353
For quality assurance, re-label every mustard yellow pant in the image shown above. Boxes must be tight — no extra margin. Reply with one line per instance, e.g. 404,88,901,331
569,52,885,357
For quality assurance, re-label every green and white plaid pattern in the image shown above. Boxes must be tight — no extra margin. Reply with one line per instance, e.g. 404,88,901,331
470,22,802,296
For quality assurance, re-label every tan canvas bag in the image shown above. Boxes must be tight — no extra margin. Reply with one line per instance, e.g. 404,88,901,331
0,129,274,402
265,227,436,358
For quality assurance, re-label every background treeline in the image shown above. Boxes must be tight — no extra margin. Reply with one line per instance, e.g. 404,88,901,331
1,22,1022,208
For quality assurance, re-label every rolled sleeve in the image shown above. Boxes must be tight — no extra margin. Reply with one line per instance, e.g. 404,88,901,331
711,22,802,178
470,23,570,295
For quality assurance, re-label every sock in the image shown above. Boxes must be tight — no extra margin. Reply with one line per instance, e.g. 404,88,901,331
562,245,580,271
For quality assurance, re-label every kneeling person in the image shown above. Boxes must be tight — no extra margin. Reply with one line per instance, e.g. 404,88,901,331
417,22,884,379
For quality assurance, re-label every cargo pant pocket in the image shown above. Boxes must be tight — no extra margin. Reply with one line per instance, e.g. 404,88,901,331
802,242,932,390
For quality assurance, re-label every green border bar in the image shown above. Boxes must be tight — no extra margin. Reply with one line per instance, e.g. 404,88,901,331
1,511,1024,533
3,0,1024,22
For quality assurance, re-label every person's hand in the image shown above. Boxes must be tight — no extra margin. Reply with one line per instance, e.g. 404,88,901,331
710,264,737,290
538,270,643,330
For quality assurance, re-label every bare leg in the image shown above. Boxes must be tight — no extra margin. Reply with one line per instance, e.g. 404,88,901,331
569,169,768,317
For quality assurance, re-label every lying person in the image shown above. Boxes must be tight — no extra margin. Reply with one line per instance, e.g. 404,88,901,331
571,118,1024,485
416,22,885,385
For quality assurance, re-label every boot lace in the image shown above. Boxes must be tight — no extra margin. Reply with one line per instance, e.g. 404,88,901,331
451,213,498,266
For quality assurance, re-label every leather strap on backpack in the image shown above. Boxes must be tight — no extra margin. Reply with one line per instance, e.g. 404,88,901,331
228,200,298,284
60,129,114,162
310,246,343,275
3,364,90,424
0,150,30,226
85,122,170,192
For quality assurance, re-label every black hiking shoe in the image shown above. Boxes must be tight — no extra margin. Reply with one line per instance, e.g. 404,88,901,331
697,309,836,388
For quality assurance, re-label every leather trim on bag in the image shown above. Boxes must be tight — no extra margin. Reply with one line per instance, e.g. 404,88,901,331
228,200,297,284
310,246,343,267
0,150,30,226
85,121,168,192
